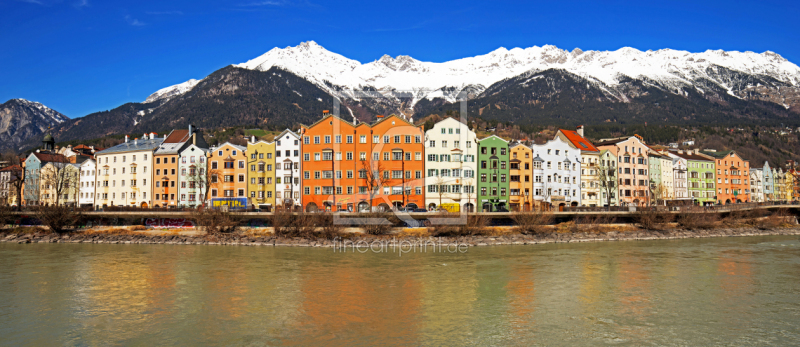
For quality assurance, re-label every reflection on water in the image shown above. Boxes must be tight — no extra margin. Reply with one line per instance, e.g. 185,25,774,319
1,236,800,346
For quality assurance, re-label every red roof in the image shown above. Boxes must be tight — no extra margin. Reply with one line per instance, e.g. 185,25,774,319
163,129,190,144
32,152,69,163
559,129,599,152
0,165,21,172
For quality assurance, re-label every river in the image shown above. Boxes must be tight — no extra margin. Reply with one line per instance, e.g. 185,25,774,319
1,236,799,346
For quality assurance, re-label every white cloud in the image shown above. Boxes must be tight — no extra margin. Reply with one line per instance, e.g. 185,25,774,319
125,15,146,26
74,0,88,7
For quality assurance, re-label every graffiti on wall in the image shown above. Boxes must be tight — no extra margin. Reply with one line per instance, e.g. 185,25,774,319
144,218,196,229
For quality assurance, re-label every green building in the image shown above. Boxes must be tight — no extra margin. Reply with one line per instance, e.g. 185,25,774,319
674,150,716,205
477,135,510,212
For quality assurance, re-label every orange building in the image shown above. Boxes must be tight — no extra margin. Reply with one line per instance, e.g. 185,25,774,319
702,149,750,204
208,142,248,207
299,112,425,212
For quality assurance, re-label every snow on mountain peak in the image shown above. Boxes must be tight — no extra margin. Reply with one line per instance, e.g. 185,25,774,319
144,79,201,103
148,41,800,109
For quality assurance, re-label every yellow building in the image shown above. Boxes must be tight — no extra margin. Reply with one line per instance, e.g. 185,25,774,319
509,143,533,211
39,162,80,206
246,139,276,211
786,169,796,202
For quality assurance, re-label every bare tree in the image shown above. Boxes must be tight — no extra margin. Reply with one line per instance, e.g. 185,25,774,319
433,175,447,209
7,161,25,210
360,159,387,211
187,163,214,207
464,179,474,213
40,163,79,206
597,163,617,209
650,181,666,206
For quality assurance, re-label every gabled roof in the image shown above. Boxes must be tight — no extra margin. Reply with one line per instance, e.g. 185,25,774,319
478,134,509,143
31,152,69,163
0,165,21,172
213,142,246,153
163,129,190,144
275,128,300,141
557,129,599,152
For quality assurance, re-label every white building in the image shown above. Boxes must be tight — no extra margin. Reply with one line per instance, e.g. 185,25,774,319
177,144,210,208
750,168,765,202
530,137,582,209
556,126,601,207
424,117,478,211
93,134,162,208
273,129,303,210
667,153,690,200
79,159,96,207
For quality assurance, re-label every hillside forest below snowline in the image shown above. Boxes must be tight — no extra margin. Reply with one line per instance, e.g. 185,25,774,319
36,115,799,170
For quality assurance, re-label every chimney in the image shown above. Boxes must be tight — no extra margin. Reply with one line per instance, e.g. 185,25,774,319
251,135,256,143
188,124,193,135
134,138,138,145
125,135,129,143
150,132,156,139
323,110,330,115
577,125,584,137
678,149,683,154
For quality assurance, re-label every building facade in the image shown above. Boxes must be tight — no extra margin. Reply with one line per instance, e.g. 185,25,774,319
530,136,582,210
209,142,248,208
274,129,303,210
596,135,651,206
751,168,764,203
424,117,478,212
762,162,773,201
79,159,96,207
673,149,716,205
246,139,276,210
556,126,601,207
509,143,533,211
177,144,209,208
598,149,618,207
39,162,80,206
300,113,425,212
702,150,750,204
477,135,510,212
94,136,161,208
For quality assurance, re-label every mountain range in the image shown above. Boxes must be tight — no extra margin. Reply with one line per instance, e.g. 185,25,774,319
0,99,69,152
5,41,800,152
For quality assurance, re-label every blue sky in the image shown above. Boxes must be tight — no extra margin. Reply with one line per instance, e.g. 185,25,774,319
1,0,798,118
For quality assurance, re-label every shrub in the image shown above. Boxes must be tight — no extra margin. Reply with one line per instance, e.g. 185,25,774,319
351,212,396,235
635,210,673,230
316,214,345,240
757,208,792,230
192,208,239,234
511,211,553,235
35,205,82,233
676,210,718,230
0,206,14,229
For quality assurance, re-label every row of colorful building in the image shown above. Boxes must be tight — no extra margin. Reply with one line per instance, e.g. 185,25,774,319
1,112,795,212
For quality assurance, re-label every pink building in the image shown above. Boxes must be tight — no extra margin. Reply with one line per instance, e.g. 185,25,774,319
596,135,651,206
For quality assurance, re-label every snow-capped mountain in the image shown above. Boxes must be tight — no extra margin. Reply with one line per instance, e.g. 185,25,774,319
145,79,201,103
153,41,800,113
0,98,69,151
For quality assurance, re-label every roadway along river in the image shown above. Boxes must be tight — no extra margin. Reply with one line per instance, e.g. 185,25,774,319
1,236,799,345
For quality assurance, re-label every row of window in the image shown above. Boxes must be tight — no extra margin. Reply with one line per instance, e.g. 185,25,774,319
305,134,422,145
96,179,146,187
99,154,148,164
98,192,146,200
428,140,472,148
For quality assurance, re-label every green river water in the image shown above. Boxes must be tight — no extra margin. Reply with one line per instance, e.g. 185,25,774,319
1,236,799,346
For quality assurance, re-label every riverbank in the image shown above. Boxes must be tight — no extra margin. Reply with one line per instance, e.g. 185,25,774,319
2,226,799,247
